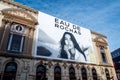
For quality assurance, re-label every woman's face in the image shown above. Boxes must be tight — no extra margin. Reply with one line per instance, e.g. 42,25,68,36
64,34,74,49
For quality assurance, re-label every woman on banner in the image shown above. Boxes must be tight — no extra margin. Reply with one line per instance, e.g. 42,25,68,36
59,32,87,61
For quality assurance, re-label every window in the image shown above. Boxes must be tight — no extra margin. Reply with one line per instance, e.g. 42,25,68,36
100,46,104,51
3,62,17,80
7,34,24,53
92,68,97,80
81,67,87,80
105,69,110,80
36,65,46,80
54,66,61,80
101,53,107,63
99,46,107,63
69,67,76,80
112,54,115,58
117,52,120,56
7,23,25,53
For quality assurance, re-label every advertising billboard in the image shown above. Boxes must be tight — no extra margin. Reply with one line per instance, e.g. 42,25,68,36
35,11,96,63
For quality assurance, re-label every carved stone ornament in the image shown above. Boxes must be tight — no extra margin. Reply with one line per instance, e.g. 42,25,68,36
94,36,108,49
63,62,67,69
87,65,90,70
10,23,26,34
48,61,53,68
22,59,30,73
76,63,79,69
1,8,37,23
1,8,38,28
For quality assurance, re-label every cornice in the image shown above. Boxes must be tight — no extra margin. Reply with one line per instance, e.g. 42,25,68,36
91,30,107,38
1,8,38,29
1,0,38,14
2,16,36,29
0,51,113,67
93,35,108,48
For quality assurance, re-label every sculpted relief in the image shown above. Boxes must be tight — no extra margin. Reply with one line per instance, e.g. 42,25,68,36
2,8,37,23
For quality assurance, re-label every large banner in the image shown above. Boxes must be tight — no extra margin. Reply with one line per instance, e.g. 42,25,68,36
35,11,96,63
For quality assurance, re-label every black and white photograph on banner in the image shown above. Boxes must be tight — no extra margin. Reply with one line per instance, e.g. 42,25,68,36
35,11,96,63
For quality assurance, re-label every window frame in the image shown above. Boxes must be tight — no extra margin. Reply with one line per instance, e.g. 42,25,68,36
7,33,24,53
99,46,108,64
7,23,25,53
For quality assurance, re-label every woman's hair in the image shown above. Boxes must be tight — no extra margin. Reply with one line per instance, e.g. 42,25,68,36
60,32,87,61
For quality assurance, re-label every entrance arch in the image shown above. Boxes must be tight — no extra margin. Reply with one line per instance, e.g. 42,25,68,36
81,67,87,80
54,66,61,80
105,69,110,80
36,65,46,80
92,68,97,80
3,62,17,80
69,67,76,80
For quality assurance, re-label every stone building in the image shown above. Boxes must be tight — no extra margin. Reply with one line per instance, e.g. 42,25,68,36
0,0,117,80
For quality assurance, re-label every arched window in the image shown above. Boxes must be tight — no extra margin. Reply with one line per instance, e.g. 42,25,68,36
3,62,17,80
54,66,61,80
92,68,97,80
81,67,87,80
69,67,76,80
105,69,110,80
36,65,46,80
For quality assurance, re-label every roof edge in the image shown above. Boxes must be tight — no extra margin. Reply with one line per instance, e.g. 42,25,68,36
1,0,38,14
91,30,107,38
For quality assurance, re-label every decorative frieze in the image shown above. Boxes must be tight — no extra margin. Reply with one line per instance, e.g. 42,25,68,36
1,8,37,29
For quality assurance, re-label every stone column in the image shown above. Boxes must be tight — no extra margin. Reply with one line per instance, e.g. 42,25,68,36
0,21,11,52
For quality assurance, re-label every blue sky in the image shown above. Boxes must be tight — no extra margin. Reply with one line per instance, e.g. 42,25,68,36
14,0,120,52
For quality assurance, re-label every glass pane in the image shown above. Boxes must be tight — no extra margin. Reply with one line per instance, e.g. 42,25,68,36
5,62,17,72
37,66,45,73
101,53,107,63
54,67,61,73
10,34,22,52
69,67,75,73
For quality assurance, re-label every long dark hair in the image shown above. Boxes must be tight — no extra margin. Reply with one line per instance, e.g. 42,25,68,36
60,32,87,61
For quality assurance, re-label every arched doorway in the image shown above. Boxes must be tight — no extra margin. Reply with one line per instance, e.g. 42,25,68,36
81,67,87,80
92,68,97,80
69,67,76,80
105,69,110,80
54,66,61,80
36,65,46,80
3,62,17,80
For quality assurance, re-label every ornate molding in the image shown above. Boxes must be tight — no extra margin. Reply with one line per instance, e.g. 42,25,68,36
2,8,36,22
1,8,38,29
2,0,38,14
76,63,80,69
47,61,53,68
22,59,30,73
96,41,108,49
63,62,67,69
91,30,107,38
55,62,60,66
93,36,108,49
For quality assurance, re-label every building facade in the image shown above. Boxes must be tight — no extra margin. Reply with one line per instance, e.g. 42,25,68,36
0,0,117,80
111,48,120,80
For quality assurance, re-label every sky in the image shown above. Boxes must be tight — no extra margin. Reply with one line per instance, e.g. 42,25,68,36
14,0,120,52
